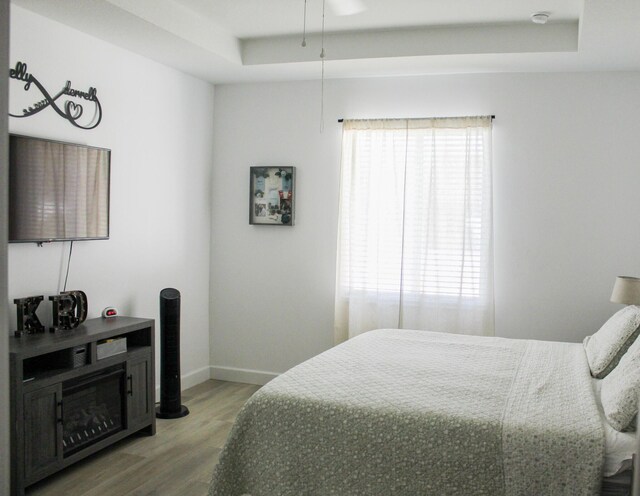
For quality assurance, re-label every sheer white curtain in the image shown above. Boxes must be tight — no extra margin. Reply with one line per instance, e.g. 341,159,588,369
334,116,494,343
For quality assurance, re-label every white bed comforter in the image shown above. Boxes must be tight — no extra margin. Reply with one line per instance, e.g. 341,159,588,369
210,329,605,496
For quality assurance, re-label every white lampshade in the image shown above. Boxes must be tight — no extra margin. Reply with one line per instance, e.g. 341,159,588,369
610,276,640,305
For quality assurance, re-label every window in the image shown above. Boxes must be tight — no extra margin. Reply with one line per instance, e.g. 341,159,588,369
334,117,494,342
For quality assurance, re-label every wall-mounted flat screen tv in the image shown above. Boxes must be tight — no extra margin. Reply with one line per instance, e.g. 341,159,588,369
9,134,111,243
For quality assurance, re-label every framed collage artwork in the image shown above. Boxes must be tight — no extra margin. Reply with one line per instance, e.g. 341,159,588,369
249,166,295,226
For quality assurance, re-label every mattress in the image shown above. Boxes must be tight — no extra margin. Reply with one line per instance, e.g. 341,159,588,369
210,329,605,496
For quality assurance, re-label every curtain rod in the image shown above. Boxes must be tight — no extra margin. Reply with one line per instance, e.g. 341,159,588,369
337,115,495,123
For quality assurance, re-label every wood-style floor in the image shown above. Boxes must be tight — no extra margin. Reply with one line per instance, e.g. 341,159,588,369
26,380,260,496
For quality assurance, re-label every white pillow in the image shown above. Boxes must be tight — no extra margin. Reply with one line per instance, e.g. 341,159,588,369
592,378,637,475
584,305,640,378
601,334,640,431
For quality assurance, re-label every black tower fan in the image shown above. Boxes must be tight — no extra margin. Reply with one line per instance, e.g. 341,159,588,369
156,288,189,419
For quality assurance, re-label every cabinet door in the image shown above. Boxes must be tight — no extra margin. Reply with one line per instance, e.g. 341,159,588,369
24,384,63,484
127,354,152,429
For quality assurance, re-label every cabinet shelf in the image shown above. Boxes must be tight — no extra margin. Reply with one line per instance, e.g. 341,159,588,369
23,367,71,384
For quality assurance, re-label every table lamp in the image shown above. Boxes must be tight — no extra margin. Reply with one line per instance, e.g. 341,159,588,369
610,276,640,305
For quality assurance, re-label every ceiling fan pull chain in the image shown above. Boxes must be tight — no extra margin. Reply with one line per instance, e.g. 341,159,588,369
301,0,308,47
320,58,325,132
320,0,326,132
320,0,326,58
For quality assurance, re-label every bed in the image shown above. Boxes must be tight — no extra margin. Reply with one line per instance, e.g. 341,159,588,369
209,329,636,496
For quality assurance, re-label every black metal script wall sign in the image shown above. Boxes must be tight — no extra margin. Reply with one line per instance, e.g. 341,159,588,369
9,61,102,130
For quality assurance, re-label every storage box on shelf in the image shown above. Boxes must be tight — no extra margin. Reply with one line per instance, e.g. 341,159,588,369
9,317,156,496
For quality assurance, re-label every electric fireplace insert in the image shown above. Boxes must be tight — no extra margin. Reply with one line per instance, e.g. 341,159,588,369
61,364,125,456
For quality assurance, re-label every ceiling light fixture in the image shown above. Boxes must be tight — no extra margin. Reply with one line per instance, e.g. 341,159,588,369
328,0,366,16
531,12,550,24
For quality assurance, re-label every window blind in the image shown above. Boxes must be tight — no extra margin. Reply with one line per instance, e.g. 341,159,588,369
334,117,494,342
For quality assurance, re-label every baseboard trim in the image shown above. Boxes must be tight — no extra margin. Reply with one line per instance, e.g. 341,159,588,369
182,366,213,389
210,365,279,386
154,365,211,400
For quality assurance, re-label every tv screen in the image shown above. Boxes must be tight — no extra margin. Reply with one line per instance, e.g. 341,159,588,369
9,135,111,243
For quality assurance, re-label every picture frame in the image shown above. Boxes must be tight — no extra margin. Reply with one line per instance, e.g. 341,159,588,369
249,166,295,226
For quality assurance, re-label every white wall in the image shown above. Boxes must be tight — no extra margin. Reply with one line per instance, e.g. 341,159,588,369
8,6,214,389
1,0,10,491
210,72,640,383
